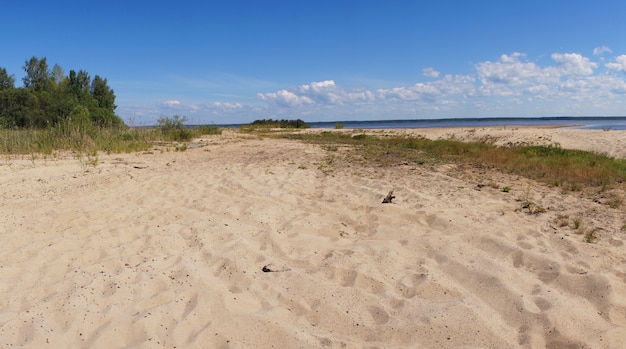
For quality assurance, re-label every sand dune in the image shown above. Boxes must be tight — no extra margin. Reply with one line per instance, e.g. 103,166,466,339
1,127,626,348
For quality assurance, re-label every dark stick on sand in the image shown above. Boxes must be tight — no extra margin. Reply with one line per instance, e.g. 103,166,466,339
382,190,395,203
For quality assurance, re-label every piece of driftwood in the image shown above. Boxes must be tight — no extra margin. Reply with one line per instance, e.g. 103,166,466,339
261,264,291,273
382,190,395,203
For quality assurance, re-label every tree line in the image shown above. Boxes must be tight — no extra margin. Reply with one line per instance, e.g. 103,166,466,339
249,119,310,128
0,56,123,128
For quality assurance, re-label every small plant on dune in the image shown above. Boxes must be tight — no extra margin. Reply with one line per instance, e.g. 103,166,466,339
501,186,511,193
584,229,598,244
573,217,583,231
517,185,546,215
76,149,99,171
607,197,623,209
519,200,546,215
316,155,335,174
335,122,344,129
555,214,570,227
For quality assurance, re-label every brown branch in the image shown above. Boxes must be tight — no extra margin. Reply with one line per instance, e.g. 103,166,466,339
382,190,395,203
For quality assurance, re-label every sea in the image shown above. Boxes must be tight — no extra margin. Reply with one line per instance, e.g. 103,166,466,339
302,117,626,130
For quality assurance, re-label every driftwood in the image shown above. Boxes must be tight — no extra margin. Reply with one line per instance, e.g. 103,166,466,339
261,264,291,273
382,190,395,203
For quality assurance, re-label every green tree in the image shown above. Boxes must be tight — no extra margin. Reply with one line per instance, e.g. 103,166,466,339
68,70,91,98
90,75,116,111
0,88,38,127
23,56,51,91
0,67,15,90
51,64,65,86
90,75,122,127
1,57,125,129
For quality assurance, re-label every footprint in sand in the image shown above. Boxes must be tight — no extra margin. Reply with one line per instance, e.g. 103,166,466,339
367,305,390,325
609,306,626,326
397,272,460,301
324,267,386,294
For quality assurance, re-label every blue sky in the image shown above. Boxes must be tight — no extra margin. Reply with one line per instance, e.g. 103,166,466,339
3,1,626,125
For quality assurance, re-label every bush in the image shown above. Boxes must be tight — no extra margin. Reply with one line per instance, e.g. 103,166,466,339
195,124,222,135
157,115,191,141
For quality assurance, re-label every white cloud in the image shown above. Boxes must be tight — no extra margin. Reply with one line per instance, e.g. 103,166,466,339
162,100,181,107
423,67,440,78
476,53,544,86
606,55,626,72
210,101,243,111
475,53,550,96
257,80,375,107
551,53,597,76
377,74,475,102
257,89,313,107
593,46,612,55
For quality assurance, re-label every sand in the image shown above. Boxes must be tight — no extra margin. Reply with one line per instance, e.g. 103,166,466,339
1,127,626,348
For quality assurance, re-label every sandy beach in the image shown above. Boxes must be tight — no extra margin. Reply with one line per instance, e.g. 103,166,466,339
1,126,626,348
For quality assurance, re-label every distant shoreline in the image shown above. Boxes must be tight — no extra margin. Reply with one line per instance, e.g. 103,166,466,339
206,116,626,130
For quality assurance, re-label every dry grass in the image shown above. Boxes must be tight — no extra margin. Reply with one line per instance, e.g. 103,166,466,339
277,130,626,193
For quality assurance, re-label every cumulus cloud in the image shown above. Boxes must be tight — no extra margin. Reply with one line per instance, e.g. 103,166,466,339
551,53,597,75
593,46,612,55
476,53,543,85
210,101,243,111
377,74,475,102
162,100,181,107
257,80,375,107
606,55,626,72
257,89,313,107
423,67,440,78
475,53,549,96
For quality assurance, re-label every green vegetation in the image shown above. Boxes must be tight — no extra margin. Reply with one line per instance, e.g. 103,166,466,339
573,217,583,230
584,229,599,244
276,131,626,191
241,119,310,131
1,57,122,128
156,115,192,142
0,115,221,155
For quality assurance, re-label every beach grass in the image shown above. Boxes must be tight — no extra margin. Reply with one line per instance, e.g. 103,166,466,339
277,130,626,192
0,120,222,156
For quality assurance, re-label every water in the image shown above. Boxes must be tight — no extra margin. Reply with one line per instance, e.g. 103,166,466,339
304,117,626,130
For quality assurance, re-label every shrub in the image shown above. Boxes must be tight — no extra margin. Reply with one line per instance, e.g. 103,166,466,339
195,124,222,135
157,115,191,141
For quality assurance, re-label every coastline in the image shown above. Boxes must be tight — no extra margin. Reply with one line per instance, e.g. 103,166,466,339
1,126,625,348
304,125,626,158
303,116,626,130
213,116,626,131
